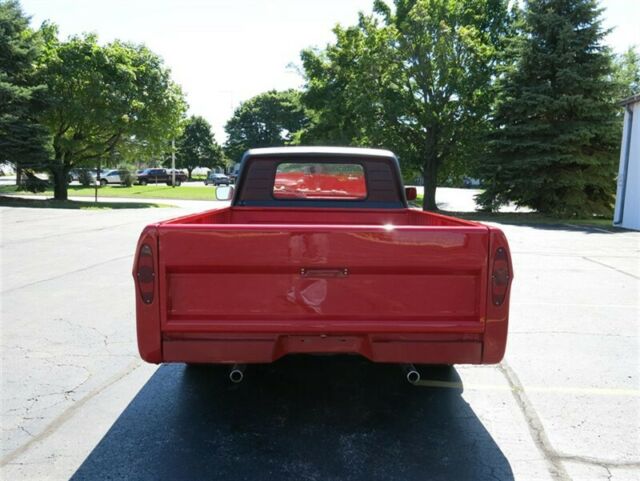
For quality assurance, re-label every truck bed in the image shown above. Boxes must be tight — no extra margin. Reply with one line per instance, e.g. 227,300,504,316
162,206,479,227
132,206,512,366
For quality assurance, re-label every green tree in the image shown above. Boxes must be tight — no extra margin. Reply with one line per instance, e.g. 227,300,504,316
299,0,510,210
612,46,640,99
224,89,308,163
172,115,224,179
478,0,619,217
0,0,50,178
37,31,186,200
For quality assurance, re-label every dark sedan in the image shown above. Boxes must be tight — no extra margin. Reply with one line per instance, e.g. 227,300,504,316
204,173,231,186
137,168,187,186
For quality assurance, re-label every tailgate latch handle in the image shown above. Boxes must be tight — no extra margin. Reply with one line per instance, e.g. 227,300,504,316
300,268,349,278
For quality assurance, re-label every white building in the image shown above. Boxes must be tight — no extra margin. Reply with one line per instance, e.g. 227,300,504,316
614,94,640,230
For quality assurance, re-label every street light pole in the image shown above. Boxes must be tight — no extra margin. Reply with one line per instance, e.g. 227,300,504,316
171,138,176,188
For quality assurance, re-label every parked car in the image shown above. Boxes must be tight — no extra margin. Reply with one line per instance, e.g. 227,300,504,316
136,168,187,186
68,168,103,184
76,169,108,185
133,147,513,384
97,169,132,186
463,177,482,188
228,163,241,183
204,172,231,186
68,169,82,183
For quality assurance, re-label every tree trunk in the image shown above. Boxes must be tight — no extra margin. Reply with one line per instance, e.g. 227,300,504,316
421,128,440,211
422,157,438,211
187,167,193,180
51,166,68,201
16,165,22,186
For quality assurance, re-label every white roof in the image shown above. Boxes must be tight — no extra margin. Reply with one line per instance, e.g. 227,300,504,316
621,94,640,106
244,146,396,158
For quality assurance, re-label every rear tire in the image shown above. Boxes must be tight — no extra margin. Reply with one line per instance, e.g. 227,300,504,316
139,179,147,185
100,179,107,186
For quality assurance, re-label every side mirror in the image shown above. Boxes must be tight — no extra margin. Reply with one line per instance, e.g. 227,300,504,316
216,185,234,201
405,187,417,201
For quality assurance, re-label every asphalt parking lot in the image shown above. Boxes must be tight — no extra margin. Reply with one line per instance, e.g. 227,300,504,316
1,197,638,480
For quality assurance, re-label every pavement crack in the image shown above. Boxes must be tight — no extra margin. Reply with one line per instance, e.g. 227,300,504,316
0,359,142,467
18,426,34,438
510,331,635,338
498,361,571,481
557,454,640,469
499,363,640,477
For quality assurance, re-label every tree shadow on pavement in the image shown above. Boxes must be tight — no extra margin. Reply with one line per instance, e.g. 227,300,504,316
71,356,514,481
0,196,167,209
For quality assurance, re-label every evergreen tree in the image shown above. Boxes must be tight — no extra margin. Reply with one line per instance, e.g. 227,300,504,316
0,0,50,176
478,0,619,217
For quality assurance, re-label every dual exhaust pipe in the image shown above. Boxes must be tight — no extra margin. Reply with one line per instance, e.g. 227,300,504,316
229,363,246,383
403,363,421,385
227,363,420,385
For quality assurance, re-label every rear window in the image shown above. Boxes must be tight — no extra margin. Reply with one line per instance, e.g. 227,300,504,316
273,163,366,200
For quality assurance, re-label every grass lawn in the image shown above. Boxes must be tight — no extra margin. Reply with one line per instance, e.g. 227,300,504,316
0,184,217,201
1,185,614,227
411,195,614,228
439,210,614,228
0,195,169,209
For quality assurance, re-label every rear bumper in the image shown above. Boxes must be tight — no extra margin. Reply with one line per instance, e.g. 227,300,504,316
158,333,488,365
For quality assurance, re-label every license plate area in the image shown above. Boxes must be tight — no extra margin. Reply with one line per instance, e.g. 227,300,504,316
279,335,363,354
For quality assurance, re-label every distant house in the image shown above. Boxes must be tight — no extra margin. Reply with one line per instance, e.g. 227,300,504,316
614,94,640,230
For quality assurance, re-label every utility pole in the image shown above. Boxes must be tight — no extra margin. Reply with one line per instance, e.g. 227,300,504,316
95,160,100,203
171,138,176,188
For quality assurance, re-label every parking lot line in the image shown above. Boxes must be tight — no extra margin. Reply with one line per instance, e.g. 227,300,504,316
416,379,640,397
512,302,637,308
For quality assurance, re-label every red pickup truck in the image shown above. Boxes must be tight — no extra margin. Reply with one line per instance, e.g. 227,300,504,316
133,147,513,383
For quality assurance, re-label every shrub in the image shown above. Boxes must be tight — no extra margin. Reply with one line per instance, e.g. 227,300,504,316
121,170,134,187
17,171,48,193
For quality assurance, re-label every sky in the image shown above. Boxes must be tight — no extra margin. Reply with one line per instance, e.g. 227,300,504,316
20,0,640,142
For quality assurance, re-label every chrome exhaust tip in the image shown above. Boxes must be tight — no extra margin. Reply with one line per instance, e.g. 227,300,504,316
403,364,420,385
229,364,246,383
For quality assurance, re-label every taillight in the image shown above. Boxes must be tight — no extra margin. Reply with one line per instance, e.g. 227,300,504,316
491,247,510,306
136,244,155,304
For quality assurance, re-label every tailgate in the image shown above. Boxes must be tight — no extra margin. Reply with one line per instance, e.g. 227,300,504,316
157,225,489,333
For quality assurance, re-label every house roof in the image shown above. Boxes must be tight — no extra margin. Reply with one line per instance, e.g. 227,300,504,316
620,93,640,106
